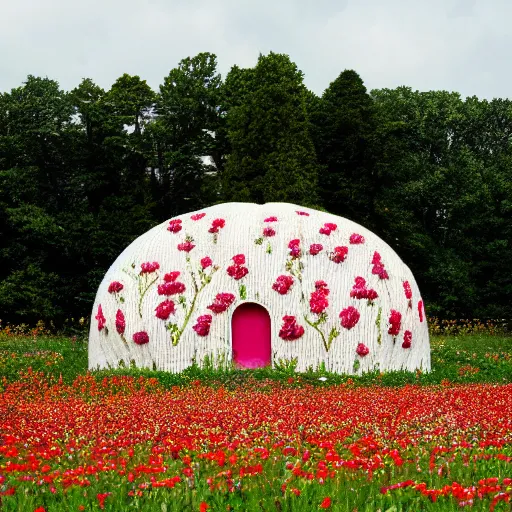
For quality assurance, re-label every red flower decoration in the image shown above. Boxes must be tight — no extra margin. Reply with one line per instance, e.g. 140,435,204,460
263,227,276,237
319,223,337,236
264,216,278,222
388,310,402,336
193,315,212,336
350,276,378,301
191,213,206,221
177,241,195,252
200,256,213,269
402,330,412,349
418,300,424,322
208,218,225,233
279,316,305,341
296,211,309,216
158,281,186,296
108,281,124,294
95,305,106,331
272,275,294,295
140,262,160,274
155,300,175,320
339,306,360,330
232,254,245,265
115,309,125,335
207,293,236,314
309,243,323,255
315,280,330,295
371,252,388,279
356,343,370,357
163,271,180,282
330,246,348,263
403,281,412,299
288,239,301,258
349,233,365,244
167,219,182,233
133,331,149,345
227,265,249,280
310,290,329,314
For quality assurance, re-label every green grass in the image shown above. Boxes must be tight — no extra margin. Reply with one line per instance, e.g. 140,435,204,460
1,333,511,386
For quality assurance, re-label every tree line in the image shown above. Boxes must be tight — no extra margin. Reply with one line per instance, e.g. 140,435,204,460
1,52,510,325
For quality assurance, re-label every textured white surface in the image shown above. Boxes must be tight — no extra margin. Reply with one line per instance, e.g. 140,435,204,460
88,202,430,373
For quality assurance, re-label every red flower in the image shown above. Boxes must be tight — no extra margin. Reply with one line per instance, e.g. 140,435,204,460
208,218,225,233
319,222,337,236
279,316,305,341
95,305,106,331
418,300,424,322
310,290,329,314
309,243,323,255
232,254,246,265
263,227,276,237
155,300,176,320
366,289,378,301
402,330,412,349
115,309,125,335
199,503,210,512
315,280,330,295
330,246,348,263
350,276,378,301
227,265,249,280
133,331,149,345
372,251,381,264
388,310,402,336
158,281,186,296
200,256,213,269
371,252,388,279
34,507,46,512
403,280,412,299
349,233,365,244
97,492,111,510
288,239,301,258
108,281,124,294
167,219,182,233
207,293,236,314
356,343,370,356
177,241,195,252
191,213,206,221
296,211,309,216
163,271,181,282
140,261,160,274
272,275,294,295
264,216,278,222
339,306,360,330
193,315,212,336
320,497,331,509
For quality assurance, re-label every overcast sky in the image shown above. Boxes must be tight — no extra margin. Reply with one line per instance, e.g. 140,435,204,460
1,0,509,99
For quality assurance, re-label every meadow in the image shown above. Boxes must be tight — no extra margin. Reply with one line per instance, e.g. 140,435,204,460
0,322,511,511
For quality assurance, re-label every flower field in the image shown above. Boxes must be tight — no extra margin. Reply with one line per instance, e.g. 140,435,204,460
1,332,512,510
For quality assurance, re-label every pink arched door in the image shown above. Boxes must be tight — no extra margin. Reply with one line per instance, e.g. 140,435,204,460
231,303,271,369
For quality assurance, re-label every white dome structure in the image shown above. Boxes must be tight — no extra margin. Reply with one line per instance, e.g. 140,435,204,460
89,203,430,374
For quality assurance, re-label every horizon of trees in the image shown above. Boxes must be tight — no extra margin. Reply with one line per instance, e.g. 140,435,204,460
0,51,511,325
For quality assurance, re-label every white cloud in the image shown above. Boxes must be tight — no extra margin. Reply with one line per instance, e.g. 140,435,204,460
0,0,510,99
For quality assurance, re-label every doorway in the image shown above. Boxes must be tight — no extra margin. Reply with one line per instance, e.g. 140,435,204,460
231,302,271,369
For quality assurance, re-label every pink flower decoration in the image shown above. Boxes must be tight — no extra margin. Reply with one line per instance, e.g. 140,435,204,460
309,243,323,255
193,314,212,336
372,252,381,264
330,246,348,264
356,343,370,357
133,331,149,345
158,281,186,296
95,305,106,331
349,233,365,244
418,300,424,322
155,300,175,320
350,276,378,302
310,290,329,314
227,265,249,280
371,252,388,279
191,213,206,221
272,275,294,295
177,241,195,252
140,262,160,274
288,239,301,258
163,271,180,282
115,309,125,335
319,223,337,236
296,211,309,216
279,316,305,341
403,281,412,300
108,281,124,294
263,227,276,237
402,330,412,349
232,254,246,265
207,293,236,314
339,306,360,330
167,219,182,233
264,216,278,222
388,310,402,336
208,218,226,233
315,280,330,295
200,256,213,269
